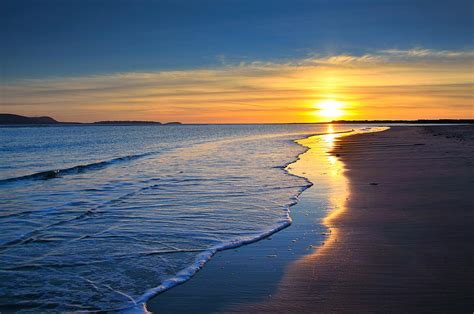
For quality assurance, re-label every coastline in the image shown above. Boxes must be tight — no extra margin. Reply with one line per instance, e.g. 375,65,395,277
145,126,364,313
239,125,474,313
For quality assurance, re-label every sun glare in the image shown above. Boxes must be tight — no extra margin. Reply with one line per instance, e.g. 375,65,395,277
317,100,344,119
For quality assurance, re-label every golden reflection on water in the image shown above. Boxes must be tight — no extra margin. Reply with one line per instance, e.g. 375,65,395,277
287,126,388,265
322,125,337,149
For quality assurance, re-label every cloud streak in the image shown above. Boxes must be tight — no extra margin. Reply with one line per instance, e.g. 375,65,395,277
1,49,473,122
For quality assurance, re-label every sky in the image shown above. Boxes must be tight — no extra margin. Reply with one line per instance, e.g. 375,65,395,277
1,0,473,123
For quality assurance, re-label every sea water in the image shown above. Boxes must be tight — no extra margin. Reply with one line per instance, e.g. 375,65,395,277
0,124,354,311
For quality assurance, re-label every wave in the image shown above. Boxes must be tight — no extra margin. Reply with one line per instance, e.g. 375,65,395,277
0,152,156,186
0,174,259,253
1,131,342,186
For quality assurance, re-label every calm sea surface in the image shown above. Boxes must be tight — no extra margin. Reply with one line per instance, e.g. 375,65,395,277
0,124,354,311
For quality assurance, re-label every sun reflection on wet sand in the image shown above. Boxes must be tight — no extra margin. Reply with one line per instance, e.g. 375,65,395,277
291,125,350,253
290,126,388,254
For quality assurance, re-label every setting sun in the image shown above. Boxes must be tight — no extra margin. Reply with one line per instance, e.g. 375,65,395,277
317,100,344,119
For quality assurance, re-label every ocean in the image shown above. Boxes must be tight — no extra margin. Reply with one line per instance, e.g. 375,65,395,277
0,124,355,311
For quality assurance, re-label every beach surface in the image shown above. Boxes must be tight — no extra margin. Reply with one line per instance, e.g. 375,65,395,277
147,126,473,313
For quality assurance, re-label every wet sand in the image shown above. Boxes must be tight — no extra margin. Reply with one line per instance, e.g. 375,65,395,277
241,126,474,313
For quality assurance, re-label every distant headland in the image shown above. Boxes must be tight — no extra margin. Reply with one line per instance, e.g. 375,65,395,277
0,114,182,125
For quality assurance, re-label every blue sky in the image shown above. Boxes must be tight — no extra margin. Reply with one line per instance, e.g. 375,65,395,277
2,0,473,80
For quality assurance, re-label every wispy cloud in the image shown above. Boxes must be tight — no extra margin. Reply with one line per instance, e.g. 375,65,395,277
1,48,473,122
380,48,474,59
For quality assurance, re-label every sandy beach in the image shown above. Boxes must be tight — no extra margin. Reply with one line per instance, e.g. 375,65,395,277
147,125,473,313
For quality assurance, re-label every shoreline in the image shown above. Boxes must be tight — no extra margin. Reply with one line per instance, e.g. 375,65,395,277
145,126,366,313
145,125,473,313
239,125,474,312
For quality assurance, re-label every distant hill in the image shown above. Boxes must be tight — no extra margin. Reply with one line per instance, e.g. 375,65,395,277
0,114,182,125
0,114,58,125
